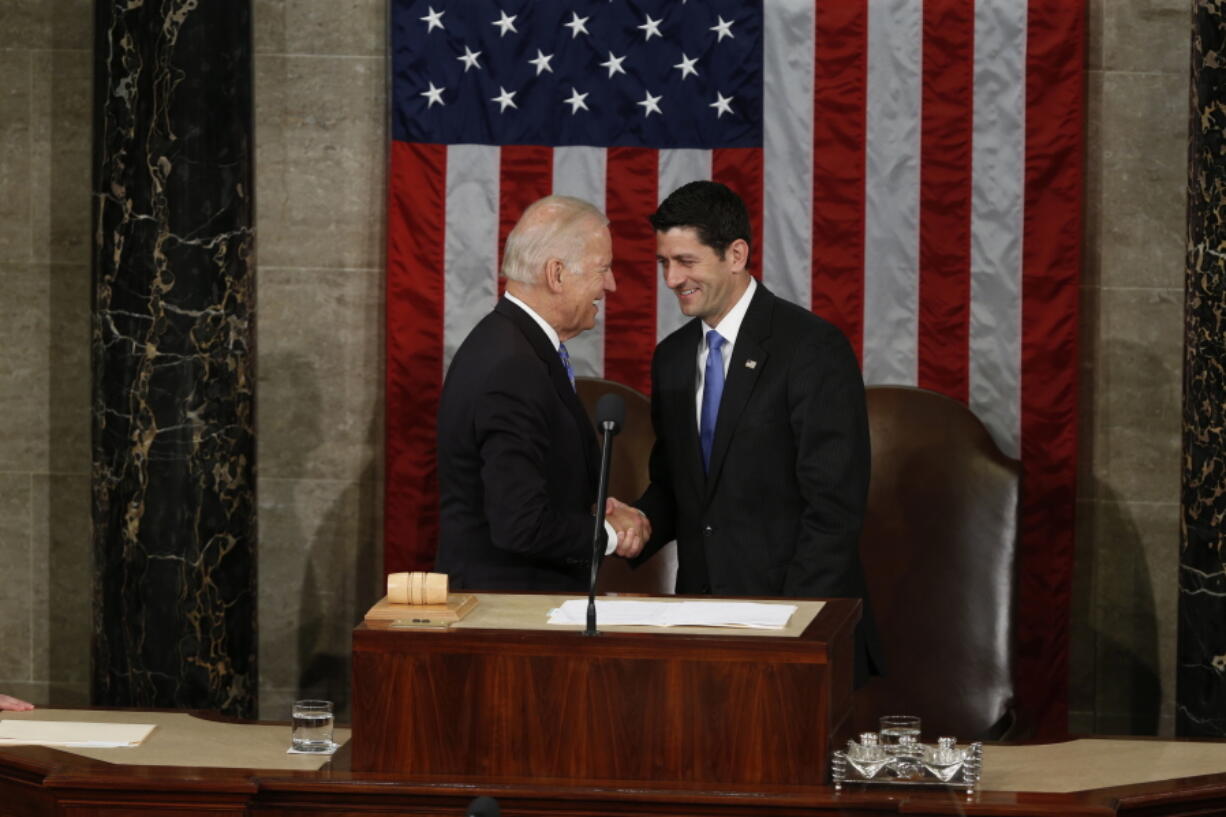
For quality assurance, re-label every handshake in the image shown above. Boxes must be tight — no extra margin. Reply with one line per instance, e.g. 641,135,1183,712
604,497,652,559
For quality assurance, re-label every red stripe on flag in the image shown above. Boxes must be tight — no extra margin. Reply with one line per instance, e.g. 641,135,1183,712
384,141,447,575
917,0,974,401
604,148,658,395
712,148,764,281
1020,0,1084,739
811,0,868,360
497,146,553,297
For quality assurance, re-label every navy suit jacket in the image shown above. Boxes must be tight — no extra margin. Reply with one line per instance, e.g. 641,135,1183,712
435,298,599,591
636,283,882,682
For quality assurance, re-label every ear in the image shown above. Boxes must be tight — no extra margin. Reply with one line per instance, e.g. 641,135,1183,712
543,258,566,293
727,238,749,273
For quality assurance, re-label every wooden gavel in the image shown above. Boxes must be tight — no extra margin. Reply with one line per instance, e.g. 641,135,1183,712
386,572,448,605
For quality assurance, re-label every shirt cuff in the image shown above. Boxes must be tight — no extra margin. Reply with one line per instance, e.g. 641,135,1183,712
603,520,618,556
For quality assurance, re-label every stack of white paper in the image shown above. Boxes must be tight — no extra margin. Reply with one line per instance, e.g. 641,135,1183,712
547,599,796,629
0,720,156,748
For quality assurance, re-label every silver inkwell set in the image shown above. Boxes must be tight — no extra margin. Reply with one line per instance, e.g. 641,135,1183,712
831,715,984,795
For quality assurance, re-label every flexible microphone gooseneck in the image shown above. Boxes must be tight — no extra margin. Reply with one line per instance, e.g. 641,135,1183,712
585,393,625,636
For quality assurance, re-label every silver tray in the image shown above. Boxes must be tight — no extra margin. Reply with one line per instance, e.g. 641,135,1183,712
832,740,983,794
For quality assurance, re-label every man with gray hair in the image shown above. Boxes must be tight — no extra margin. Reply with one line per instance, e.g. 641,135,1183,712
436,196,649,591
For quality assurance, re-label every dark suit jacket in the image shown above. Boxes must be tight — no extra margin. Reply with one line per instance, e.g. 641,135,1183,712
636,283,882,682
436,298,600,592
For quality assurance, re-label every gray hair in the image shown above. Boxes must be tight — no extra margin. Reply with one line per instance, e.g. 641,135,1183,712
501,195,608,284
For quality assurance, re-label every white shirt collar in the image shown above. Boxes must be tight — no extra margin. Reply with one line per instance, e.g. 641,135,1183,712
704,275,756,348
505,291,560,351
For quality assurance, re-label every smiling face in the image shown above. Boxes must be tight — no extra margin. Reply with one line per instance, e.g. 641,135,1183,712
554,219,615,341
656,226,749,328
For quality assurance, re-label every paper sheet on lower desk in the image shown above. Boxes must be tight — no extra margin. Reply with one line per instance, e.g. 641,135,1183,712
0,719,156,747
548,599,797,629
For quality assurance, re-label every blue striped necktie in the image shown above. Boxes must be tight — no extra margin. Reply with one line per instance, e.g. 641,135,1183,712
699,330,725,471
558,342,575,391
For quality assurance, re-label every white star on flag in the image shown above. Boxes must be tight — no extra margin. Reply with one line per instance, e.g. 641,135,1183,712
420,82,445,107
564,87,589,114
490,86,517,112
711,16,734,41
528,49,554,75
674,53,699,80
491,10,517,37
563,12,589,38
420,6,444,32
638,14,663,41
600,52,627,78
637,90,663,117
709,91,734,118
457,45,482,72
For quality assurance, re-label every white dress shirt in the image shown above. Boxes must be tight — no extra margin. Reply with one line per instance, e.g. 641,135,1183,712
505,291,560,350
695,276,757,428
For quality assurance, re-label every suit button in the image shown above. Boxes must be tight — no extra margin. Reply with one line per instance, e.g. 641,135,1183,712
703,525,713,536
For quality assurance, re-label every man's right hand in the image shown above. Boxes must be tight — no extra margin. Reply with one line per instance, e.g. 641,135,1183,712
606,497,651,559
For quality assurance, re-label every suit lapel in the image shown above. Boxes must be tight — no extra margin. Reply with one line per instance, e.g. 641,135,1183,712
496,299,599,482
704,285,773,499
669,321,707,495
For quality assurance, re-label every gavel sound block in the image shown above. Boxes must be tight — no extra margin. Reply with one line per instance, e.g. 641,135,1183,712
363,572,477,626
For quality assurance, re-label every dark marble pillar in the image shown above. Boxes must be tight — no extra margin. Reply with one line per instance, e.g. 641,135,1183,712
91,1,257,717
1177,0,1226,738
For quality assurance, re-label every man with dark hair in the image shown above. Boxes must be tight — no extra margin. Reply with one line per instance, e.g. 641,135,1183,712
617,180,881,683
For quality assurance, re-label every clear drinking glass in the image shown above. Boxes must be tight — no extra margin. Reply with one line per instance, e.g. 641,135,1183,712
878,714,921,745
291,699,334,752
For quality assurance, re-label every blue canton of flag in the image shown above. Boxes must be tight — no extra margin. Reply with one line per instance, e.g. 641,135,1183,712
393,0,763,148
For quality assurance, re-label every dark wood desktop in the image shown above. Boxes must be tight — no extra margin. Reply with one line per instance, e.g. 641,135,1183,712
6,731,1226,816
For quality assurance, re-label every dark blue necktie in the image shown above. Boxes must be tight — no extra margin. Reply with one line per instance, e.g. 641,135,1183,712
699,330,725,472
558,342,575,390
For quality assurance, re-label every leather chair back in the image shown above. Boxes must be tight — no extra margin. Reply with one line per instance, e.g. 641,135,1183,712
574,377,677,595
853,386,1024,741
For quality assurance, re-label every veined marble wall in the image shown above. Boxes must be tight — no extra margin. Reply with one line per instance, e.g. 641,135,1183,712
0,0,1195,733
91,0,257,717
1177,0,1226,738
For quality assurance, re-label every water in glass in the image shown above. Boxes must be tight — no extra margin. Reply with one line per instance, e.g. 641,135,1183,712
291,700,334,752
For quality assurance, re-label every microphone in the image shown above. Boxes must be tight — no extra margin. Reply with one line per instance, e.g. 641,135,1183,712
596,392,625,434
466,796,500,817
585,393,625,636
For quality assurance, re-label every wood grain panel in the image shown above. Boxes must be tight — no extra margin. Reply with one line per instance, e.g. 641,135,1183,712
351,596,858,790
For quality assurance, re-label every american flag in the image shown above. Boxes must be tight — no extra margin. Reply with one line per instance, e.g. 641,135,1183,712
385,0,1084,737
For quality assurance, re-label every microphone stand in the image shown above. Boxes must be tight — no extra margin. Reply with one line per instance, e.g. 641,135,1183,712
585,419,616,636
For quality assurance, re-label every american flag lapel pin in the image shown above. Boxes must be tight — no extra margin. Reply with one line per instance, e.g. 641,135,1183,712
745,360,757,369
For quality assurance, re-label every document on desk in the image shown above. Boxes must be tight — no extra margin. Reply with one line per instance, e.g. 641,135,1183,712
0,720,156,748
547,599,797,629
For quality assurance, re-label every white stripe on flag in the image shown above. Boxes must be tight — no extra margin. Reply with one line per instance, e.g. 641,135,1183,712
553,146,609,378
970,0,1026,459
762,0,815,308
657,149,712,341
862,0,922,386
443,144,500,374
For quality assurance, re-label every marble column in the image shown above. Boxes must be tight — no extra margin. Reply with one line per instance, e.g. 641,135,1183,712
91,1,257,717
1177,0,1226,737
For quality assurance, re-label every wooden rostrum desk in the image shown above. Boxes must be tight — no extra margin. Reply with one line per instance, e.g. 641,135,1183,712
6,593,1226,815
350,592,856,790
